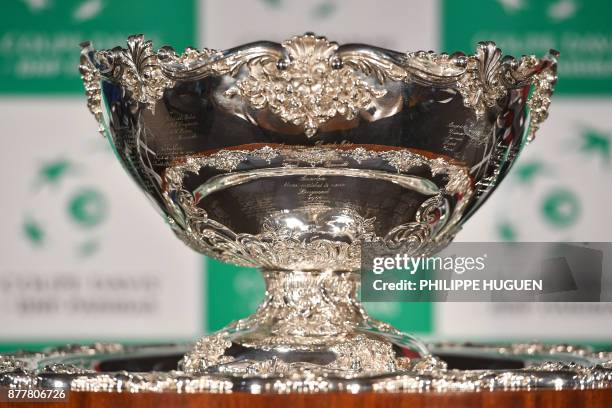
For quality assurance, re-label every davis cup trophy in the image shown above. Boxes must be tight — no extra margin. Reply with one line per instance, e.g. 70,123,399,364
2,33,612,406
81,32,523,377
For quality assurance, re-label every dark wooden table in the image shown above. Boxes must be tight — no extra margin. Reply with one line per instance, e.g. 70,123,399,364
2,389,611,408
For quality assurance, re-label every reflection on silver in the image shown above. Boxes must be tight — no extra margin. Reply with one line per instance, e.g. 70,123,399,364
0,343,610,393
72,33,565,386
80,34,557,140
179,270,432,375
163,146,470,270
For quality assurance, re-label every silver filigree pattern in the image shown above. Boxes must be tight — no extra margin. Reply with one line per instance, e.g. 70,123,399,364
79,42,104,134
179,270,404,376
329,336,406,373
225,35,388,137
179,332,233,374
101,35,175,108
162,146,472,270
81,34,558,138
1,342,610,393
526,52,558,141
185,146,279,172
456,41,507,117
0,355,26,374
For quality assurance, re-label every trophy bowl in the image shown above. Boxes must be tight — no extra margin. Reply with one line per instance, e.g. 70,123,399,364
78,33,558,380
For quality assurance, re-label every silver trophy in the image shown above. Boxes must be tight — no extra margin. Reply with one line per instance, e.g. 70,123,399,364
3,33,612,396
77,33,559,379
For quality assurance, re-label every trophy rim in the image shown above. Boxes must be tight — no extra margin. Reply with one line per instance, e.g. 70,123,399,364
79,32,559,85
79,32,558,141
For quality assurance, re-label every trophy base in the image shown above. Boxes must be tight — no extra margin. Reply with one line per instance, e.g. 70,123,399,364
179,269,441,378
1,342,610,395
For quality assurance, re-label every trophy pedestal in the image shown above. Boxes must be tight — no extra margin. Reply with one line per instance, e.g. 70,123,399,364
179,269,436,377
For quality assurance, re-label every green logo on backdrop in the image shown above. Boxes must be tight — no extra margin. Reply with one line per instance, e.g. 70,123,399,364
23,158,108,256
0,0,195,94
443,0,612,94
580,128,610,165
495,124,611,241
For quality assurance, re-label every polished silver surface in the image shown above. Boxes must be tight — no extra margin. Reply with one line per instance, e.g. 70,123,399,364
75,33,560,383
79,33,557,271
1,342,611,393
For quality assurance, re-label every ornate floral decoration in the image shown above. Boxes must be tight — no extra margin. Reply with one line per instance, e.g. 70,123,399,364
1,342,610,393
79,42,103,134
80,34,558,139
223,36,388,137
162,146,472,270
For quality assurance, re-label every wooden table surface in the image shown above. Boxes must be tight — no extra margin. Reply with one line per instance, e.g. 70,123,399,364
2,389,610,408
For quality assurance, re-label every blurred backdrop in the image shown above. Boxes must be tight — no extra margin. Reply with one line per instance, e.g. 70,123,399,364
1,0,611,352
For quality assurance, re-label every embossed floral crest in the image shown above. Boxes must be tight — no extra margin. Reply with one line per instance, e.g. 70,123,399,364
81,34,557,140
225,35,387,137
